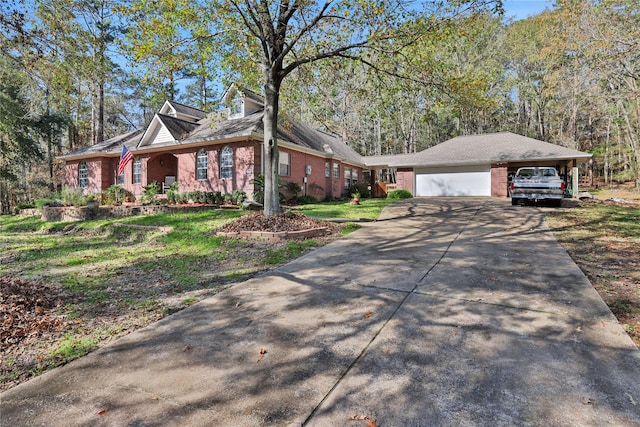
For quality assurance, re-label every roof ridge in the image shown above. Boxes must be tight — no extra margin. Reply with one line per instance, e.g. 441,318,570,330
157,113,200,125
166,100,207,113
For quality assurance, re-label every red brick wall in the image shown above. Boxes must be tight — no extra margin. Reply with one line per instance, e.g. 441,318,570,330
281,148,333,200
396,168,414,195
491,164,508,197
64,162,78,191
64,139,363,202
65,158,109,194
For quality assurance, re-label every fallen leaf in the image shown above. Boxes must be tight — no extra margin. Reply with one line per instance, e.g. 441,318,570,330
98,409,110,415
349,415,377,426
150,397,158,401
257,348,266,362
364,311,373,319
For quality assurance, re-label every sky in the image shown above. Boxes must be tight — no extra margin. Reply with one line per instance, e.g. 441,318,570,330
502,0,554,20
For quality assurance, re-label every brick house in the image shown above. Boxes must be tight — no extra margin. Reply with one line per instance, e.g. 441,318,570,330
61,85,592,202
60,86,366,201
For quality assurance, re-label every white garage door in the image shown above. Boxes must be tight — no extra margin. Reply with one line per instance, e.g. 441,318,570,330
415,165,491,196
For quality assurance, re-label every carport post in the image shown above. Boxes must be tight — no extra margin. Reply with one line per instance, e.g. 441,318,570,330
572,166,579,197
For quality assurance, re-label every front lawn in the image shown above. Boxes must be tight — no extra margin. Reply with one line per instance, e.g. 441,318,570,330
546,201,640,348
0,199,393,390
291,198,394,219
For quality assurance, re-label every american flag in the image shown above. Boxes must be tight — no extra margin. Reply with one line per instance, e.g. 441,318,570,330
118,145,134,175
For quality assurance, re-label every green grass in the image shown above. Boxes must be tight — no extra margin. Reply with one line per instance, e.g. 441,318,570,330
547,203,640,239
264,240,320,264
51,334,98,361
292,198,394,219
546,202,640,348
1,200,401,386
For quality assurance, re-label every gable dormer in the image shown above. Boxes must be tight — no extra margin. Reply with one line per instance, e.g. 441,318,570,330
137,112,199,148
221,84,264,119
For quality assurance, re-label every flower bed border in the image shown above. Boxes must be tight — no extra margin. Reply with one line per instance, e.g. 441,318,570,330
39,204,224,222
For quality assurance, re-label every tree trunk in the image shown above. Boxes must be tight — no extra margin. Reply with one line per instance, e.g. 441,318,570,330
262,69,282,215
93,81,104,144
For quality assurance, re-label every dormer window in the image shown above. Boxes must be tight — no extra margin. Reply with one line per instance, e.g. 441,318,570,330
221,84,263,119
231,96,242,116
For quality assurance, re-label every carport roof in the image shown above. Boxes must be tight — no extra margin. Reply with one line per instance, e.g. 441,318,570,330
363,132,592,168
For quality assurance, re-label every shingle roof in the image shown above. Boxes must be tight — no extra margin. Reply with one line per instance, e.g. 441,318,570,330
60,105,361,166
157,114,200,140
165,101,207,119
276,116,363,164
363,132,591,167
58,130,143,159
181,111,264,143
241,88,263,103
183,111,363,164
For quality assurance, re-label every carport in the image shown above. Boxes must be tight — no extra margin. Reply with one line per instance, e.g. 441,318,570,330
363,132,592,198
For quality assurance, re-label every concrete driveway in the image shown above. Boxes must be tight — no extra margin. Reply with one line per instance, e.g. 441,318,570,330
2,198,639,426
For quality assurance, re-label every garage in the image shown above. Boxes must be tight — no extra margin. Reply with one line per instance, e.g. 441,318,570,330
363,132,592,198
415,165,491,197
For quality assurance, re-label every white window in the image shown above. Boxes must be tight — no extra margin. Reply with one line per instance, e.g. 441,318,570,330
279,152,290,176
78,161,88,188
231,96,242,116
220,146,233,179
117,173,124,185
344,168,351,189
352,169,358,183
325,161,330,178
133,158,141,184
196,149,208,180
333,163,340,178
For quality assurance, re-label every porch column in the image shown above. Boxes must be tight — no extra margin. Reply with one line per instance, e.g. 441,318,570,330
572,166,579,198
369,170,376,198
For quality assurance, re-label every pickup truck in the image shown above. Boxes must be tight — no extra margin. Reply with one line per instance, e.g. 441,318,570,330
510,167,565,207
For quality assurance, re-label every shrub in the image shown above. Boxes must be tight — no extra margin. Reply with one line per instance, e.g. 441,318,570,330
284,181,302,201
296,195,317,205
61,187,85,207
387,189,413,199
16,201,36,209
204,192,216,204
231,190,247,205
350,182,370,198
188,190,204,203
252,174,265,204
612,169,637,183
166,182,180,204
103,185,134,205
36,197,62,209
213,191,224,204
178,192,189,204
252,174,288,204
142,181,160,205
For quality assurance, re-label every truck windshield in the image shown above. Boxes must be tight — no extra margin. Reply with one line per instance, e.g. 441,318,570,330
518,168,555,177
